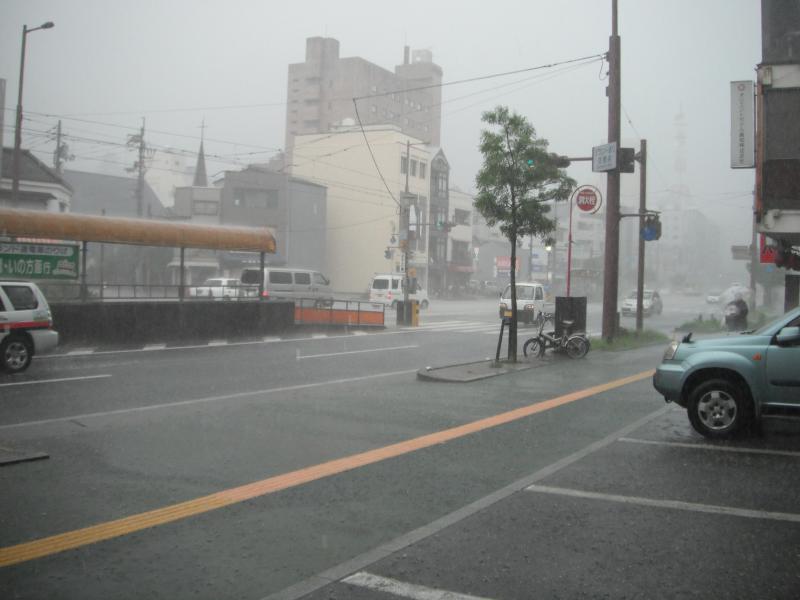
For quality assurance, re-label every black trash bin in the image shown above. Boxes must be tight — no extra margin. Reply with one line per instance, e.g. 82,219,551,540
554,296,587,337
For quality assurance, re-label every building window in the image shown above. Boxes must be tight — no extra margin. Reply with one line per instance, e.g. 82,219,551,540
303,119,320,128
193,200,219,215
401,156,408,174
233,189,245,207
304,98,319,105
454,208,470,225
410,159,417,177
436,173,448,193
419,162,426,179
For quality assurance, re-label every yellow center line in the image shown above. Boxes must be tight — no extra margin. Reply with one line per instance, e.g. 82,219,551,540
0,369,654,568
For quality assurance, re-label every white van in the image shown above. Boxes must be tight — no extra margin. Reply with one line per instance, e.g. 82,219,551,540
369,274,429,309
240,267,333,304
498,282,546,324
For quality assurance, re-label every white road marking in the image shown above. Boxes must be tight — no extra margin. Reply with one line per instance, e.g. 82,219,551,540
351,331,368,336
525,485,800,523
342,571,494,600
262,336,281,343
298,344,419,360
0,374,112,388
66,348,94,356
618,437,800,458
207,340,228,346
311,333,328,339
0,369,418,430
143,344,166,351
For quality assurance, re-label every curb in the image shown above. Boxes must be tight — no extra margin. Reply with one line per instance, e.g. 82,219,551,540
417,358,539,383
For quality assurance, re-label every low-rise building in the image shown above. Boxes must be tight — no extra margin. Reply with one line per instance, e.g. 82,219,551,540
1,148,72,212
291,124,430,294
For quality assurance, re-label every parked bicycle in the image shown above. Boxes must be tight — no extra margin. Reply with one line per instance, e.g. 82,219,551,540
523,312,589,359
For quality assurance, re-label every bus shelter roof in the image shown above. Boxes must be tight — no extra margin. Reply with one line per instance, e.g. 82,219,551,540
0,208,276,253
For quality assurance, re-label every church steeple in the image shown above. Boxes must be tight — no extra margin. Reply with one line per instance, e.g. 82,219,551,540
193,119,208,187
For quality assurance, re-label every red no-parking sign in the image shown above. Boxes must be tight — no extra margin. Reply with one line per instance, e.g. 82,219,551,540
575,186,602,214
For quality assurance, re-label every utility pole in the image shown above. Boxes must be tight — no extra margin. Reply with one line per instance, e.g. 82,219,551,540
127,118,146,218
402,140,412,324
54,120,62,172
635,139,647,332
601,0,622,341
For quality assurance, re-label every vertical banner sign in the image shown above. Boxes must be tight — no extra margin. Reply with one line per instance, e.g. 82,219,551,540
730,81,755,168
760,234,777,264
0,242,80,279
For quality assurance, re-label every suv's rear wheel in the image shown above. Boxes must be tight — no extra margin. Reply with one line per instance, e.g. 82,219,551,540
687,378,751,439
1,335,33,374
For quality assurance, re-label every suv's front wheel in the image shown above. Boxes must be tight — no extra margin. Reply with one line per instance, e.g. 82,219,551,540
687,378,752,439
1,335,33,374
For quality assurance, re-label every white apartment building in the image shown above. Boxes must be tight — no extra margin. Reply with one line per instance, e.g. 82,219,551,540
447,187,475,292
290,124,431,294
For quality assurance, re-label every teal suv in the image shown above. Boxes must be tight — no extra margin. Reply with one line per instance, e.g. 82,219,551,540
653,307,800,438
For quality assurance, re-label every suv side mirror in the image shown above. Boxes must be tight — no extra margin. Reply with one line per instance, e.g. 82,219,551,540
776,326,800,346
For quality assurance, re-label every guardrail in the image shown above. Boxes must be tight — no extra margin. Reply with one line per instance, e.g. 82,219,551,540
294,298,385,327
39,282,253,301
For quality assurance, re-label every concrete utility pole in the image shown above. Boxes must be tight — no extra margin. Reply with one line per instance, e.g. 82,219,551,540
635,139,647,332
128,118,147,218
53,119,63,173
601,0,622,341
403,140,412,324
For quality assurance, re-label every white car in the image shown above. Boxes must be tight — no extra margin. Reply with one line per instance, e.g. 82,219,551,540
189,277,243,300
621,289,663,317
0,281,59,373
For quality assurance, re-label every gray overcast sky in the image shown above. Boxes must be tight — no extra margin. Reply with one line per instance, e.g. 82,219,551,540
1,0,761,246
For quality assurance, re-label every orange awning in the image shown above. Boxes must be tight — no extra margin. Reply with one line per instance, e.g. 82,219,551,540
0,208,276,253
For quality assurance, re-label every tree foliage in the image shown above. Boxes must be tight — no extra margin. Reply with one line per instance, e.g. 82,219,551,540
474,106,575,360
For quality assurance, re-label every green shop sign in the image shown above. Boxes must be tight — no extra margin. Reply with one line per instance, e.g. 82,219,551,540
0,242,80,280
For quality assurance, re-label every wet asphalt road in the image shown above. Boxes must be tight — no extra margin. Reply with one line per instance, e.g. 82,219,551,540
1,295,798,599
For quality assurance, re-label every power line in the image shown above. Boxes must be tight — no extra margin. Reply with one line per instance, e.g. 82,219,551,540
353,52,606,100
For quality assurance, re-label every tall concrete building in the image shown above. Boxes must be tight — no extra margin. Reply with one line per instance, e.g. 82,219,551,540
285,37,442,159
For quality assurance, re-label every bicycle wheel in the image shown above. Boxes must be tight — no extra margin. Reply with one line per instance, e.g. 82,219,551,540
523,337,542,358
565,336,589,359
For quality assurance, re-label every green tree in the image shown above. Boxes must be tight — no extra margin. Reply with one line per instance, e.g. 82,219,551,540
474,106,575,360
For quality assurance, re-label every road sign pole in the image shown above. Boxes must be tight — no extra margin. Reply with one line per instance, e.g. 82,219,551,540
636,139,647,333
567,190,574,297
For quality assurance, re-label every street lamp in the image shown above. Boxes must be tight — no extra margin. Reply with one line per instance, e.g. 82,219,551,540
11,21,55,207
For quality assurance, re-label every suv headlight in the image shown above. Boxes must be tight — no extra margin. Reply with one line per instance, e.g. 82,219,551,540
663,341,679,361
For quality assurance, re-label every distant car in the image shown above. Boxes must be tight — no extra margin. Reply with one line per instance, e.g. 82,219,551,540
706,291,722,304
189,277,243,300
498,282,546,324
482,280,500,297
653,307,800,438
621,289,663,317
0,281,59,373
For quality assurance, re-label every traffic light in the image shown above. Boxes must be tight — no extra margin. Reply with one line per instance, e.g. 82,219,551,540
619,147,636,173
642,215,662,241
526,158,535,168
384,248,392,259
